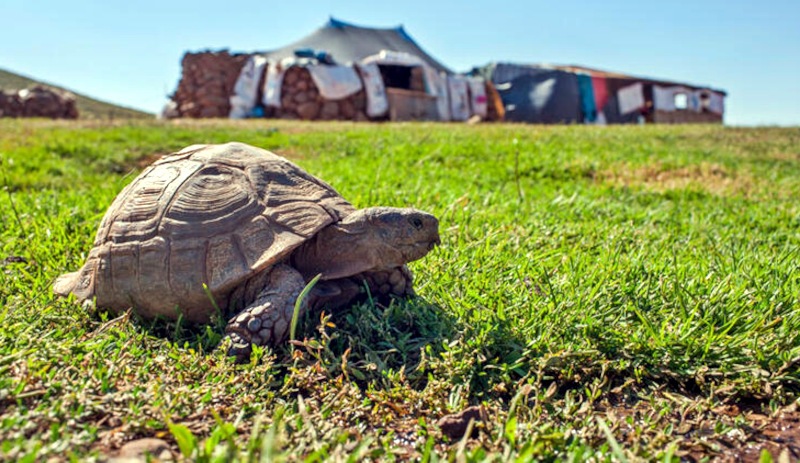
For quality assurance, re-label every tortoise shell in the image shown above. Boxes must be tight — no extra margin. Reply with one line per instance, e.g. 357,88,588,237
65,142,354,322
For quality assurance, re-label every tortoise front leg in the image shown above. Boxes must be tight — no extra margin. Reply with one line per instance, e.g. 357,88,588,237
223,264,306,361
358,265,414,298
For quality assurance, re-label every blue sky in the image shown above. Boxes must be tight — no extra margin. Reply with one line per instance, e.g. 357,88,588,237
2,0,798,125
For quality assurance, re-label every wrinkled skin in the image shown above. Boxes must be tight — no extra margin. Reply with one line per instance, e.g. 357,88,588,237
224,207,440,360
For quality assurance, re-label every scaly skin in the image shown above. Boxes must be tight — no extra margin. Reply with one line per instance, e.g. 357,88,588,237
223,265,414,361
224,264,305,361
357,265,414,299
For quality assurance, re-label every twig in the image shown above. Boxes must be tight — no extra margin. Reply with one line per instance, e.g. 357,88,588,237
513,140,524,204
0,155,27,237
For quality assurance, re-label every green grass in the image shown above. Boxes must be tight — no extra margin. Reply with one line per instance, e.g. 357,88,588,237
0,68,153,120
1,119,799,461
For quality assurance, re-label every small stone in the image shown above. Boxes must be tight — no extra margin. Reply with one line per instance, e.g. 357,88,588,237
294,91,310,104
340,99,355,119
320,101,339,120
380,283,391,294
117,438,173,461
437,406,488,440
259,328,271,339
296,101,320,120
247,317,262,332
284,71,299,86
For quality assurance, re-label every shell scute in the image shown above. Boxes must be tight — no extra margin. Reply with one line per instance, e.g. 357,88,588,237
207,234,249,294
160,164,260,239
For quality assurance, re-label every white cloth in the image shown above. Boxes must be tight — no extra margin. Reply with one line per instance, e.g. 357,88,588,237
262,60,286,108
362,50,425,67
708,92,724,115
307,65,363,100
447,75,470,121
468,77,488,118
355,62,388,118
230,55,268,118
617,82,645,115
424,67,450,120
652,85,677,111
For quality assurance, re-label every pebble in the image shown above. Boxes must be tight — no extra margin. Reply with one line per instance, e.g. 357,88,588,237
114,438,173,461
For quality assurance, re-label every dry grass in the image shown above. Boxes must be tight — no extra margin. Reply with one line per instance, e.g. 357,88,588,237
599,161,758,197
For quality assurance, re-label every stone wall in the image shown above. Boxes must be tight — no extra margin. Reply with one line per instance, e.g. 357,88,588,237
170,50,250,118
267,66,369,121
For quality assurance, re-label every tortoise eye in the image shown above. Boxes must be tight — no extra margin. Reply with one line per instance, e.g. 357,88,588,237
411,217,424,230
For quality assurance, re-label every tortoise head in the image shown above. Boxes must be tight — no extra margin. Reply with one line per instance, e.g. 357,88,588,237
355,207,441,264
292,207,440,280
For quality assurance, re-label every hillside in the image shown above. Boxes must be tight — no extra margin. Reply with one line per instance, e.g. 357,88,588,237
0,68,153,119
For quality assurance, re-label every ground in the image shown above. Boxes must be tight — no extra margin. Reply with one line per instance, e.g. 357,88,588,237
1,120,799,461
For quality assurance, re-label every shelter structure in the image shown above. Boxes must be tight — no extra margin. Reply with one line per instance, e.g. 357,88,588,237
169,19,503,123
259,18,451,74
477,62,725,124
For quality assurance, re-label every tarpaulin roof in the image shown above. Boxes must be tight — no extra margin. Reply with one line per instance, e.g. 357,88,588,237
260,18,452,74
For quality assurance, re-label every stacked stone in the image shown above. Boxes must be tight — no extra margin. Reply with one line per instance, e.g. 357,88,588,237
0,90,23,117
271,66,369,121
170,50,250,118
0,86,78,119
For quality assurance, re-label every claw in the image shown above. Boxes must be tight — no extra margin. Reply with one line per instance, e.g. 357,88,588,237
224,332,253,363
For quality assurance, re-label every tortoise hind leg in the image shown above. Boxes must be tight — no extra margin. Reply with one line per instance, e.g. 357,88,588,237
224,264,306,361
53,271,81,296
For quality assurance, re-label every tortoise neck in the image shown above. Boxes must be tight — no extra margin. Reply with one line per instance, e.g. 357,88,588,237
291,222,367,281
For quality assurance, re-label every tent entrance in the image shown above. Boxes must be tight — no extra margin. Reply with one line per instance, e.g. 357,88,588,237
377,64,426,92
374,63,437,121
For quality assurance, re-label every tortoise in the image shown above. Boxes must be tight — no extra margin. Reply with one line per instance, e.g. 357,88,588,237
54,142,440,358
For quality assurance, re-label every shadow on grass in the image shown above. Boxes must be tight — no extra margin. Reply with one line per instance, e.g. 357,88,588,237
321,295,458,385
134,293,458,388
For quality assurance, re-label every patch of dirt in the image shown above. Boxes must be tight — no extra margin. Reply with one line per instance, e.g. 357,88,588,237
600,162,755,197
717,408,800,463
134,152,164,169
767,152,800,162
599,398,800,462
